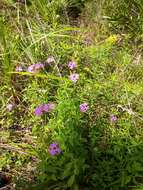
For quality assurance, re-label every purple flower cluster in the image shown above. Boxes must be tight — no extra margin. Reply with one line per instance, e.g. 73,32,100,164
35,103,55,116
80,103,89,113
27,63,44,73
68,61,77,70
48,143,62,156
15,56,93,159
15,56,56,73
69,73,79,83
110,115,117,122
67,60,79,83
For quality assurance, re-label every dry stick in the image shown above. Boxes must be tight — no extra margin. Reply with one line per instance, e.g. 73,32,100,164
0,143,28,155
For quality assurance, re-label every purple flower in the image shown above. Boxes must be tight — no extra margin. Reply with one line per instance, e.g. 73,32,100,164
48,143,62,156
27,63,44,73
34,104,44,116
68,61,77,70
34,103,55,116
80,103,89,113
6,103,14,111
46,56,55,64
16,65,23,72
27,65,34,72
69,73,79,83
110,115,117,122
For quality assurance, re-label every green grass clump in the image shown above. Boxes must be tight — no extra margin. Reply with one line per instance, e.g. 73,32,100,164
87,0,143,43
1,0,143,190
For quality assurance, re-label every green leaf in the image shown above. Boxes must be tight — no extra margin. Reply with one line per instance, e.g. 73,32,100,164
125,175,131,184
132,162,143,172
67,175,75,187
9,71,68,82
62,162,73,179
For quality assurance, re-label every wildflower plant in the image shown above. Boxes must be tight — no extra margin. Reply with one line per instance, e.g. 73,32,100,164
34,103,55,116
69,73,79,83
68,61,77,70
80,103,89,113
1,1,143,190
27,63,44,73
48,143,62,156
110,114,117,122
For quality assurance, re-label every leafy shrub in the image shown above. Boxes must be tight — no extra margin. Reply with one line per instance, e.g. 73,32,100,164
22,37,143,190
